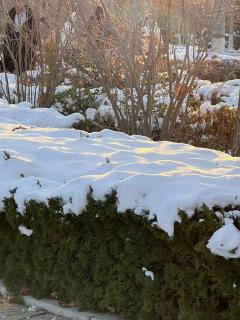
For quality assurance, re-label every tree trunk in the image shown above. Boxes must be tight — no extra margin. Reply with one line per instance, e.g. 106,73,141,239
228,7,234,50
212,0,225,53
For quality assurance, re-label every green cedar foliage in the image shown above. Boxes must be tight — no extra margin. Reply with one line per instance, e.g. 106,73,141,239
0,192,240,320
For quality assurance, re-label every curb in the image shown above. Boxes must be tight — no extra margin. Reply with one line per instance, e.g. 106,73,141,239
0,281,7,296
0,281,121,320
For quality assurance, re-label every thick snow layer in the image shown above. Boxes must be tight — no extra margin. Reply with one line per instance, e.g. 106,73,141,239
19,225,33,237
0,119,240,236
207,223,240,259
86,108,98,121
207,210,240,259
55,85,73,95
0,99,84,128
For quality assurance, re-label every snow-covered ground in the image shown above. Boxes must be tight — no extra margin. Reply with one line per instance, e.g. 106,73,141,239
0,101,240,258
171,46,240,63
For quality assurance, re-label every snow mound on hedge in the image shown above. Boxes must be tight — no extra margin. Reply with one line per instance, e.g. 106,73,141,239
0,99,84,128
0,120,240,240
207,210,240,259
207,224,240,259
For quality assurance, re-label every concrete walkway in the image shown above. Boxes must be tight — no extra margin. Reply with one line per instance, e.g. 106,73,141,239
0,299,67,320
0,282,121,320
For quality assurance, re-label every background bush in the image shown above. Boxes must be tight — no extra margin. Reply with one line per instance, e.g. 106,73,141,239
176,105,238,155
54,87,102,116
0,193,240,320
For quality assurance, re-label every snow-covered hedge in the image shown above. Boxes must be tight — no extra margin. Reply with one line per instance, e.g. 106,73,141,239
1,195,240,320
1,123,240,239
0,103,240,318
0,99,84,128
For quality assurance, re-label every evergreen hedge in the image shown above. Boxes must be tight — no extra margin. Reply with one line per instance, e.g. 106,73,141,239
0,191,240,320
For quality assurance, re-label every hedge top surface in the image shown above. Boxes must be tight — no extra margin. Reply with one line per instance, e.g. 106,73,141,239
0,114,240,238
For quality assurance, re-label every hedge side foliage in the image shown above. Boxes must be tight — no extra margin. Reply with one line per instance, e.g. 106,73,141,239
0,192,240,320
